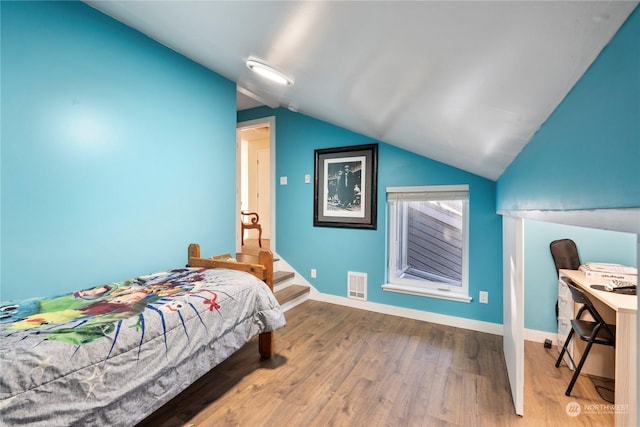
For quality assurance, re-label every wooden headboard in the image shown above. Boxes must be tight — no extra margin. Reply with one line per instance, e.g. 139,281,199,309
187,243,274,290
186,243,276,358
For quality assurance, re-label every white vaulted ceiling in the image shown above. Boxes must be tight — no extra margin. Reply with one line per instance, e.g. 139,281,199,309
85,1,637,180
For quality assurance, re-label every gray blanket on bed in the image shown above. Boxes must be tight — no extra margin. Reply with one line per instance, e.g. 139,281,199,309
0,267,285,426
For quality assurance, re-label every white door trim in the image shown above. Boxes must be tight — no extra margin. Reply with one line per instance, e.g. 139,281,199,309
503,215,524,416
236,116,276,253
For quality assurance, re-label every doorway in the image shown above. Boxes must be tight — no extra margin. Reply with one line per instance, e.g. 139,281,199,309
237,117,275,254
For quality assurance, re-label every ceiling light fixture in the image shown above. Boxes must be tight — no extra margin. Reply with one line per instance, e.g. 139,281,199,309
246,58,294,86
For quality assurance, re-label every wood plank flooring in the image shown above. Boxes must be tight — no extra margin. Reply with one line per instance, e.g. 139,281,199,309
137,300,614,427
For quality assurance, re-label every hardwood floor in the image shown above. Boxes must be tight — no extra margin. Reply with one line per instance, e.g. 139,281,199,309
138,300,614,427
238,239,271,258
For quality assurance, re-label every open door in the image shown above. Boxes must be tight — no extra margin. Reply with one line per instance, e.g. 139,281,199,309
503,215,524,416
236,117,276,254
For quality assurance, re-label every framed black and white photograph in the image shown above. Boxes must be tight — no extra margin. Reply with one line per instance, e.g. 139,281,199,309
314,143,378,229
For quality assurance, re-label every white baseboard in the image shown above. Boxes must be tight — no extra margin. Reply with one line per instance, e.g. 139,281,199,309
280,294,308,312
524,328,558,345
309,288,503,336
276,254,504,336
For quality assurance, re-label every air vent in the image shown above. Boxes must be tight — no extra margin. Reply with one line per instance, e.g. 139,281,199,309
347,271,367,301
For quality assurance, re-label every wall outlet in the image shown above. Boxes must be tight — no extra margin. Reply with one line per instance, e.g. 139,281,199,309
311,268,317,278
280,176,287,185
479,291,489,304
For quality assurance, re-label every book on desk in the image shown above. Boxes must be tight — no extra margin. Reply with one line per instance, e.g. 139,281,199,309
579,262,637,283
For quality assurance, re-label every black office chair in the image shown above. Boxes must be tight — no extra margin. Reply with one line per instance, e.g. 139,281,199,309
555,279,616,397
550,239,581,319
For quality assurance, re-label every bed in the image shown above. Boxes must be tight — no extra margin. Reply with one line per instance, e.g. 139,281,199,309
0,243,285,426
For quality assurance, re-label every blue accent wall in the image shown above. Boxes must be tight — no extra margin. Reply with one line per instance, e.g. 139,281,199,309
497,6,640,211
495,6,639,335
239,108,503,324
1,2,237,300
524,220,637,333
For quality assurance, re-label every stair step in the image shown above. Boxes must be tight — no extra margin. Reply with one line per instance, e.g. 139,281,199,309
275,284,310,306
274,270,295,285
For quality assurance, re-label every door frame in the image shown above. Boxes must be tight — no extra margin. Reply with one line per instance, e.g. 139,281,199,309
256,148,271,239
236,116,276,254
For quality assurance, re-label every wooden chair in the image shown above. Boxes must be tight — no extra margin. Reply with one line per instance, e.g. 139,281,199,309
241,211,262,247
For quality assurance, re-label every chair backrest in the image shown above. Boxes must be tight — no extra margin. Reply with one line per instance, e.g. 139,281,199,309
241,211,260,225
550,239,581,276
564,278,615,339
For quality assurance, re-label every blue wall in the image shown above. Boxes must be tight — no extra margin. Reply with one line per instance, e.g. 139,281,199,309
3,1,635,333
524,220,637,333
497,6,640,211
239,108,504,325
1,2,237,300
495,6,639,334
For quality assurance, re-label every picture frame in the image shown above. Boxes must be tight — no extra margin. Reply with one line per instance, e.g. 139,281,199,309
314,143,378,229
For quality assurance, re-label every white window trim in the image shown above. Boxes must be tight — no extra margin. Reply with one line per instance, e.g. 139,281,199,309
384,185,471,303
382,283,472,303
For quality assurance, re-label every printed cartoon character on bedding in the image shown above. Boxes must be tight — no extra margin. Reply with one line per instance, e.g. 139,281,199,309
1,268,228,347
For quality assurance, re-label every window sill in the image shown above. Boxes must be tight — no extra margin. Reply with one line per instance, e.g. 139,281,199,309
382,283,472,303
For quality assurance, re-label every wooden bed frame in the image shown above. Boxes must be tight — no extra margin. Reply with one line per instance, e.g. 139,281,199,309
186,243,275,358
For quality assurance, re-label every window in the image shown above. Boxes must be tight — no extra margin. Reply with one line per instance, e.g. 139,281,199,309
383,185,471,303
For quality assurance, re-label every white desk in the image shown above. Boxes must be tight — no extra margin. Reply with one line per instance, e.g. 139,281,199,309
560,269,637,427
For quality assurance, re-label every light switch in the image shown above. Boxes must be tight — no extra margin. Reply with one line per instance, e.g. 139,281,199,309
304,174,311,184
280,176,288,185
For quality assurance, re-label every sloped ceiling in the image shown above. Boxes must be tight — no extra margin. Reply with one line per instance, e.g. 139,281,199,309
85,1,637,180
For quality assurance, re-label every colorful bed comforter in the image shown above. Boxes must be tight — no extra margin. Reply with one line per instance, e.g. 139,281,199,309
0,267,285,426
